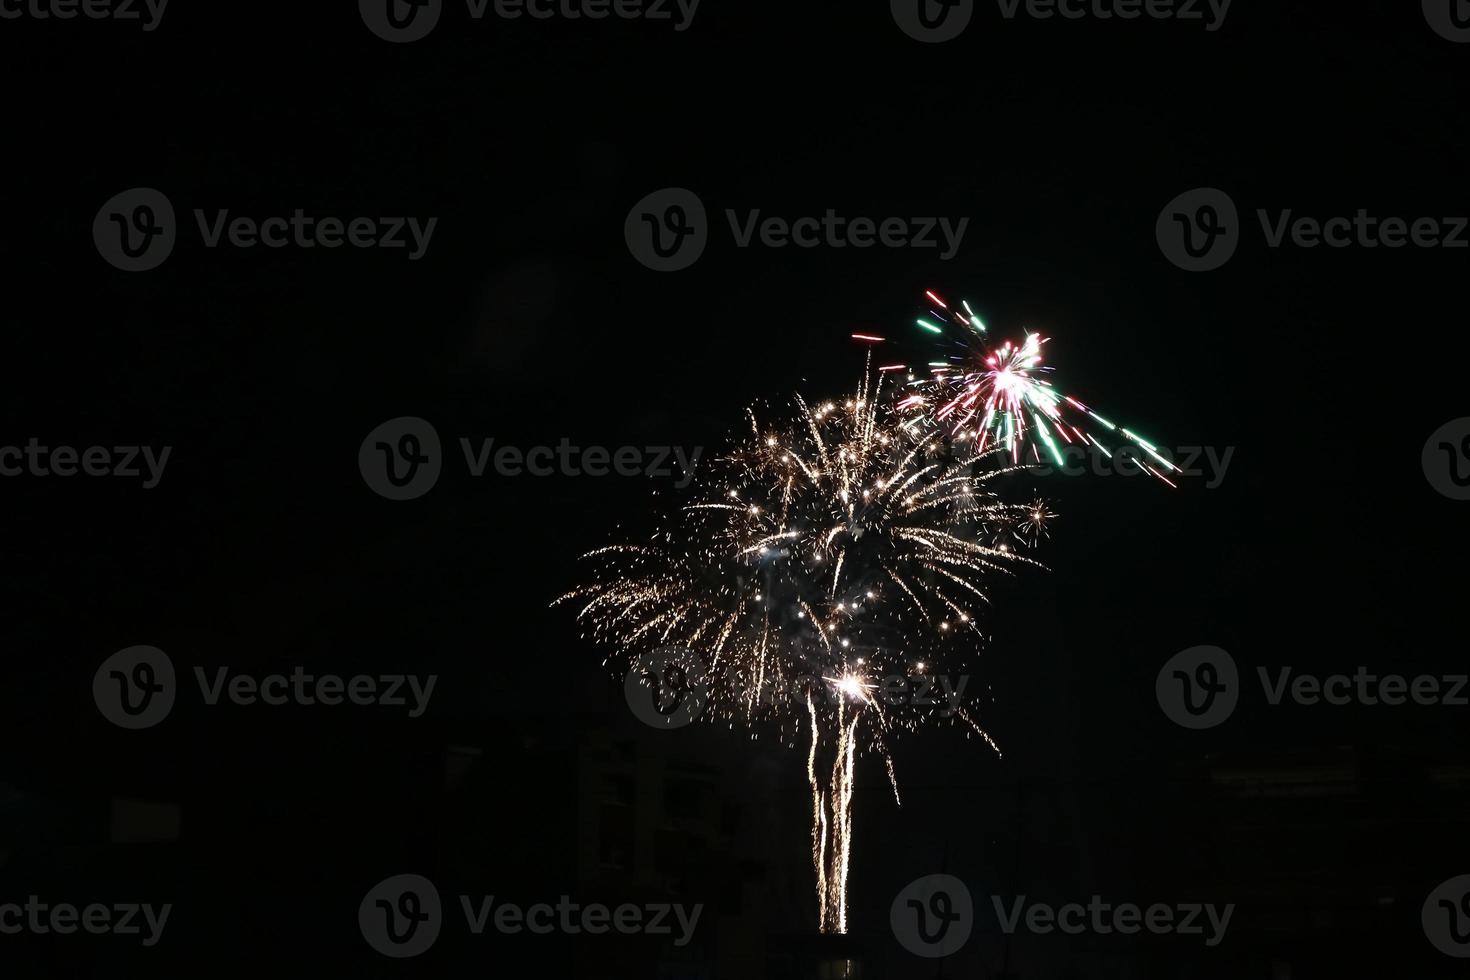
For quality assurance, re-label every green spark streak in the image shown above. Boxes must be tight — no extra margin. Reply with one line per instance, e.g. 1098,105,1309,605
1120,428,1156,451
1123,428,1175,469
917,319,944,334
1033,413,1065,466
960,302,986,333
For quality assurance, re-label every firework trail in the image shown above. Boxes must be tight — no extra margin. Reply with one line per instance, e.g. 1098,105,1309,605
560,367,1048,933
857,290,1181,487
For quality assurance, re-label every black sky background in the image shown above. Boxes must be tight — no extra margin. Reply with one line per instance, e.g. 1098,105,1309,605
1,1,1468,976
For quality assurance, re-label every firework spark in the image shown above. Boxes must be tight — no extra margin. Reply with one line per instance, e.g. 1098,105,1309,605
880,290,1181,487
559,367,1047,933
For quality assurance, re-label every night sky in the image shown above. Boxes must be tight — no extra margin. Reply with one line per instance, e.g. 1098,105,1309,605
1,1,1468,976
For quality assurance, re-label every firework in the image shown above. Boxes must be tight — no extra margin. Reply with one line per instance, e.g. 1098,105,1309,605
863,290,1181,486
559,367,1048,934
